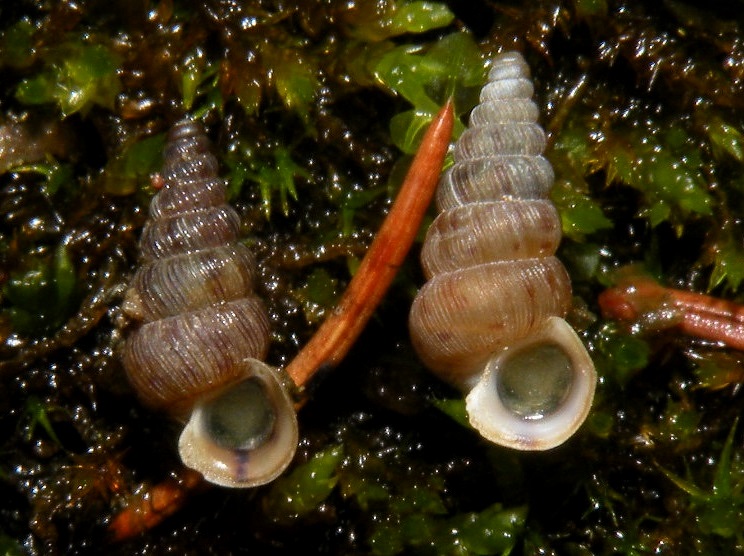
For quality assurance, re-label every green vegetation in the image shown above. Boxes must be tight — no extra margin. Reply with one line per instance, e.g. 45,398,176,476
0,0,743,554
3,244,77,337
16,42,121,117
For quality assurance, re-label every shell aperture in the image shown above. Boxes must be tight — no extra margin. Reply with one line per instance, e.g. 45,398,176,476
179,359,298,488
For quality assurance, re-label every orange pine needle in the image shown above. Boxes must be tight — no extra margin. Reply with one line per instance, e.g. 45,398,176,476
109,468,203,541
286,100,454,387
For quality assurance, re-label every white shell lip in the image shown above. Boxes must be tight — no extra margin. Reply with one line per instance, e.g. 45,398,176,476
178,358,299,488
465,316,596,451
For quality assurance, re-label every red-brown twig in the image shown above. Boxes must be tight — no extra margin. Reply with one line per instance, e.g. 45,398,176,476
286,100,454,387
109,468,204,542
599,273,744,350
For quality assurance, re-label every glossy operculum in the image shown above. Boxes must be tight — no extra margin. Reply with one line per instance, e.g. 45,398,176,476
409,52,596,450
122,119,298,487
179,359,298,487
466,316,595,450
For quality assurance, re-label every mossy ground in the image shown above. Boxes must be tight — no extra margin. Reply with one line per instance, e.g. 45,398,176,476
1,1,743,554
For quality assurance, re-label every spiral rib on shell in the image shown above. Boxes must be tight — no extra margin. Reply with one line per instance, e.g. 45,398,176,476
409,52,572,384
121,120,271,414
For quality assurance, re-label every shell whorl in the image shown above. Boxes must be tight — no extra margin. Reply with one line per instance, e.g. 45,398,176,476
122,120,271,413
410,52,569,378
409,52,596,450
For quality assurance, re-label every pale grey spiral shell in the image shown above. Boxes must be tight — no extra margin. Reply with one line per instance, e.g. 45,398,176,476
121,120,297,487
409,52,596,450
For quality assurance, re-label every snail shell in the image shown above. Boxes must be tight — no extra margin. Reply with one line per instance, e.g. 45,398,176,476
121,120,298,487
409,52,596,450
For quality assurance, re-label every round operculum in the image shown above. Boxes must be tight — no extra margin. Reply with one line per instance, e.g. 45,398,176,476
496,341,574,421
465,316,596,451
178,358,299,488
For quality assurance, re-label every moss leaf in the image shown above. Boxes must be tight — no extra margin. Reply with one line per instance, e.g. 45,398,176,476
2,244,77,337
706,117,744,163
551,179,613,238
431,397,470,428
0,18,36,69
708,229,744,292
103,134,166,196
456,503,528,555
252,147,309,218
389,109,435,154
389,2,454,35
273,53,319,120
264,445,344,519
296,268,340,324
16,42,121,116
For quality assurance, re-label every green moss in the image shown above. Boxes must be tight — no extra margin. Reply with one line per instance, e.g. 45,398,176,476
376,31,483,153
0,18,37,69
551,179,613,238
180,47,220,114
264,444,344,519
692,351,744,391
2,244,77,337
431,397,470,429
388,1,454,34
705,117,744,163
295,268,341,324
368,500,526,555
658,420,744,540
102,134,166,196
271,51,319,122
16,42,121,117
455,503,527,555
551,124,613,239
10,161,75,197
595,325,651,387
2,1,744,553
707,223,744,292
22,396,65,447
0,534,26,556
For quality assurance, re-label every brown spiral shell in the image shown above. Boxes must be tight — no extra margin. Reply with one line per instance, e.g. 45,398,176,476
409,52,596,450
121,120,297,487
122,120,271,413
